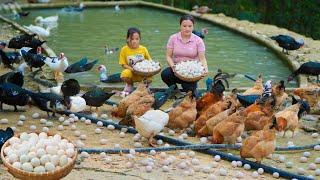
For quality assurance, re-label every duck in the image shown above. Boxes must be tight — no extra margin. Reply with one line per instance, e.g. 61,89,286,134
97,65,122,83
34,15,58,24
0,47,22,68
192,28,208,39
23,24,52,38
287,61,320,83
8,34,46,50
20,47,46,72
0,127,14,150
61,79,80,97
28,91,65,117
0,82,31,112
115,4,120,13
64,57,98,74
64,95,86,113
104,45,119,55
0,62,28,87
134,110,169,147
82,86,115,112
62,3,85,12
270,35,304,54
44,52,69,80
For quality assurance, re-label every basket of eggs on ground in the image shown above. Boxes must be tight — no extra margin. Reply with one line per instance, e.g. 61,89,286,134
1,132,77,180
174,60,205,82
132,60,161,77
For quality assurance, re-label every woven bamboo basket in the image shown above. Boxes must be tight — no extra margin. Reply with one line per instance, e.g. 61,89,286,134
1,132,78,180
133,66,162,77
175,72,202,82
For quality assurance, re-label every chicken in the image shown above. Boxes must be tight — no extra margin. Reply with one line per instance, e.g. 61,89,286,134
196,78,227,114
167,93,197,130
242,74,263,95
197,107,236,137
272,80,288,109
274,96,310,137
293,86,320,107
240,120,277,163
134,110,169,147
194,99,232,134
212,109,247,144
121,94,154,126
111,82,149,118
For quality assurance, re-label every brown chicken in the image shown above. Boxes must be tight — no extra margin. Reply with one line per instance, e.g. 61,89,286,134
242,74,263,95
167,93,197,130
240,120,277,163
111,83,149,118
121,94,155,127
274,102,303,137
272,80,288,109
196,92,222,113
293,87,320,107
197,107,236,137
194,99,232,134
211,109,247,144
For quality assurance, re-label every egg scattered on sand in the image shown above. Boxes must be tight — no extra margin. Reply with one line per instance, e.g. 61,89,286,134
95,128,102,134
0,118,9,124
19,115,26,121
32,113,40,119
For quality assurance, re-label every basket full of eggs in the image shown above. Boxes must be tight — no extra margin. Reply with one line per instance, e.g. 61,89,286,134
1,132,77,180
174,60,205,82
133,60,161,77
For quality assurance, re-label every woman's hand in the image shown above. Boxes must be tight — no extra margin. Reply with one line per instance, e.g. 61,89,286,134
201,68,208,79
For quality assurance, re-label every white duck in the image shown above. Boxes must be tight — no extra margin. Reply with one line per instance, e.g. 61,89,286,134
23,24,51,38
44,52,69,80
134,110,169,147
35,15,58,24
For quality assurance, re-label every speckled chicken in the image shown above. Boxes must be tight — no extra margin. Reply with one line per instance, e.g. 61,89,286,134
167,93,197,130
240,120,277,163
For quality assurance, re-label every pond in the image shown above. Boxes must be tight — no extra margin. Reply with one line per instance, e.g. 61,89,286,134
15,6,297,88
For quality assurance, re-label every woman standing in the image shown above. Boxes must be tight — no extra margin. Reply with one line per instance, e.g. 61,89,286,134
161,15,208,96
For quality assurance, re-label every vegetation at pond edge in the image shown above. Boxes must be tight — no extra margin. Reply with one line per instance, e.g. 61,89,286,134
141,0,320,40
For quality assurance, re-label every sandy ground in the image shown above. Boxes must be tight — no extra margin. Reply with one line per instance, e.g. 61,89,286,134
1,6,320,180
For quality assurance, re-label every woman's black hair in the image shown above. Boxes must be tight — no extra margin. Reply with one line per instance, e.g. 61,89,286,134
127,27,141,40
180,15,195,25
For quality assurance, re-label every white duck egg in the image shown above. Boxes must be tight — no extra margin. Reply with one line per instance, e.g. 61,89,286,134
285,161,293,168
32,113,40,119
66,148,75,158
311,133,319,138
273,172,279,178
297,167,305,175
315,157,320,164
179,152,187,159
251,171,259,178
202,166,211,173
12,162,21,169
107,125,115,130
80,134,87,140
100,114,108,119
243,164,251,170
168,130,175,136
278,155,286,163
235,171,244,178
214,155,221,161
219,168,227,176
63,120,70,126
104,156,112,164
145,165,152,172
45,121,53,127
134,142,142,148
17,120,24,126
58,117,65,122
178,162,187,169
0,118,8,124
19,115,26,121
69,124,76,131
97,121,103,127
57,125,64,131
39,118,47,124
300,156,308,163
84,120,91,125
208,174,217,180
303,151,311,157
114,144,121,148
29,125,37,132
156,139,163,145
20,154,29,164
46,146,58,155
231,161,238,167
9,137,20,145
314,145,320,151
69,114,75,118
45,162,55,172
8,154,18,164
38,132,47,139
133,135,140,142
125,162,134,168
119,132,125,138
200,137,207,144
164,143,170,147
160,152,166,158
308,163,317,170
28,152,37,160
191,158,200,165
258,168,264,174
315,169,320,176
91,113,98,118
34,166,45,173
100,139,108,145
188,151,195,157
10,126,16,132
80,152,90,158
162,165,169,172
50,155,60,166
40,155,50,165
73,131,81,137
59,155,68,166
210,162,219,168
68,118,75,123
36,148,46,158
95,128,102,134
22,162,33,172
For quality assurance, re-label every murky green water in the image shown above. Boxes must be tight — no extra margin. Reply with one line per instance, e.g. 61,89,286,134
15,7,297,88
